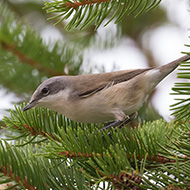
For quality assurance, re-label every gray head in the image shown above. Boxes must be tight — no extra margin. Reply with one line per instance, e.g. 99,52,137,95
23,76,68,111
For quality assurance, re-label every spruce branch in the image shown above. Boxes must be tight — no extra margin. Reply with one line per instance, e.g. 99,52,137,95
93,168,142,190
0,4,67,77
58,150,184,164
2,106,190,188
4,105,174,154
13,124,57,141
1,41,65,76
0,3,83,95
170,51,190,121
44,0,162,30
5,105,181,165
0,141,47,190
64,0,113,10
5,105,186,164
0,140,89,190
0,164,35,190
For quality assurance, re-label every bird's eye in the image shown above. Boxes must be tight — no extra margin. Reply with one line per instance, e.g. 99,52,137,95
42,87,50,96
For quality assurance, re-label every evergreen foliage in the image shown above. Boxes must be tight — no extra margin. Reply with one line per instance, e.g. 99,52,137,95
170,51,190,121
0,3,83,96
44,0,162,30
0,0,190,189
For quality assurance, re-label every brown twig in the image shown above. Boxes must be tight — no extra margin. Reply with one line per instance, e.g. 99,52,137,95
64,0,113,10
0,164,36,190
93,167,142,190
166,185,185,190
58,150,185,164
1,41,66,76
14,124,57,140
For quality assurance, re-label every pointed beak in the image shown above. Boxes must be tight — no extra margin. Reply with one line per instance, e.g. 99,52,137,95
23,100,38,111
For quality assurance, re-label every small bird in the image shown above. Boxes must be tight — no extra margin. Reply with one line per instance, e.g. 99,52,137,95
23,55,190,124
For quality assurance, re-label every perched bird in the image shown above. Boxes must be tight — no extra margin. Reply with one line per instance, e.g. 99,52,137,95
23,55,190,124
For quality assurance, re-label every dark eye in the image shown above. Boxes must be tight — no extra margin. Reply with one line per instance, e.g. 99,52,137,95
42,87,50,96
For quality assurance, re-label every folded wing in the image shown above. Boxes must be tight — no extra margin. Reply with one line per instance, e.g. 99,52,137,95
71,68,153,98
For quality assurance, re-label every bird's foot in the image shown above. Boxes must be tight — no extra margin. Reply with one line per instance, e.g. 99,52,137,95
117,111,138,129
99,111,138,132
99,120,122,132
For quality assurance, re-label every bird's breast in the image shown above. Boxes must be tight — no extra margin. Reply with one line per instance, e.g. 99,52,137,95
66,77,147,123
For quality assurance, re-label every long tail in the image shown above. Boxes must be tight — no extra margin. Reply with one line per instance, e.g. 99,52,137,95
158,54,190,79
144,54,190,95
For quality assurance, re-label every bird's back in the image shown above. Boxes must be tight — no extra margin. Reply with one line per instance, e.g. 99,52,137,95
70,68,153,98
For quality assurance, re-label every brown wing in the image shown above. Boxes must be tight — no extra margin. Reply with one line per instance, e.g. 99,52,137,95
71,68,153,98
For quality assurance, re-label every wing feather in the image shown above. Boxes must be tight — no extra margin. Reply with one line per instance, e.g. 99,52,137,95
70,68,153,98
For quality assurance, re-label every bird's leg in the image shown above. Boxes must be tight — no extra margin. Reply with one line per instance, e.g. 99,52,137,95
99,120,122,132
117,112,138,129
99,110,126,131
99,112,138,132
99,112,138,141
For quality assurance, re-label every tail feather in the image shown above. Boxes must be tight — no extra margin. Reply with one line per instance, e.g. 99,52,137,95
158,54,190,79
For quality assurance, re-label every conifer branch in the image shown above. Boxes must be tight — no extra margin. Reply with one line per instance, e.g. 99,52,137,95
0,4,83,95
0,164,35,190
166,185,183,190
44,0,162,30
0,141,88,189
1,41,66,76
13,124,57,140
58,150,189,164
11,120,188,165
93,169,142,190
170,53,190,121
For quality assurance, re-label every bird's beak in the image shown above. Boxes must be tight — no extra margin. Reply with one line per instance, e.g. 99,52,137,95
23,100,38,111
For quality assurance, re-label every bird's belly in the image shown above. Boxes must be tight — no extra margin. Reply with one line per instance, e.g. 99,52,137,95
61,78,147,123
68,89,146,123
67,102,116,123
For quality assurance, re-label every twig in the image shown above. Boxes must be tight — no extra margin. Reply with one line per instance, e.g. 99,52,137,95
63,0,113,10
1,41,66,76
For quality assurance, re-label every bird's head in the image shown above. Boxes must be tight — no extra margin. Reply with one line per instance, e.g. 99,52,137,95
23,76,68,111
